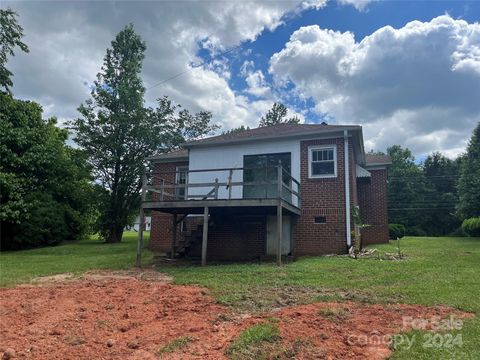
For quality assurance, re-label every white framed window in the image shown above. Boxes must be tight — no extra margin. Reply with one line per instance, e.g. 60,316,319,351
308,145,337,178
175,166,188,200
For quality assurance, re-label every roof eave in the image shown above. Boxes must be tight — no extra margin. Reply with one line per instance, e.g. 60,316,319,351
182,126,362,148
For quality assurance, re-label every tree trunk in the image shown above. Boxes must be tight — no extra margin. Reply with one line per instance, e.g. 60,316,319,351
105,223,124,243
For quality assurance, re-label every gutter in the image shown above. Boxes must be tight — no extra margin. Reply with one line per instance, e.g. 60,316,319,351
344,130,352,248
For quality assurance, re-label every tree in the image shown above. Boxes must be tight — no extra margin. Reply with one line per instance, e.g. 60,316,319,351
222,125,250,135
421,152,461,235
258,102,300,127
386,145,430,234
457,122,480,219
0,94,94,249
0,8,29,93
73,24,217,243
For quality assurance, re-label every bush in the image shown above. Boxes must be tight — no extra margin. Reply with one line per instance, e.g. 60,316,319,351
406,226,427,237
461,217,480,237
389,224,406,239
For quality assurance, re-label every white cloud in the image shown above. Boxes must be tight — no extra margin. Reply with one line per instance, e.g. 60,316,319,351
6,0,327,130
269,15,480,157
337,0,375,11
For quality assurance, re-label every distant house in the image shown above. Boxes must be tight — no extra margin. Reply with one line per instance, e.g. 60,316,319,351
128,216,151,232
142,123,390,264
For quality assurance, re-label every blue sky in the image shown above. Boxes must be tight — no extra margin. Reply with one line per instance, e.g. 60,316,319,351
214,0,480,124
6,0,480,159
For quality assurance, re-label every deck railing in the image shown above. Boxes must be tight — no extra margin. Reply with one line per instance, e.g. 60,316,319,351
144,164,301,208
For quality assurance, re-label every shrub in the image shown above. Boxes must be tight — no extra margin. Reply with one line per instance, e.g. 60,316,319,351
406,226,427,237
461,217,480,237
389,224,406,239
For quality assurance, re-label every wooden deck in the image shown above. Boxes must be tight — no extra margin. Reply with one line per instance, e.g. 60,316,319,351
142,198,301,215
136,164,301,267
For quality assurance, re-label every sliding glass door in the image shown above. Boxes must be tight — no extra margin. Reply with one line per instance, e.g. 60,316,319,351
243,153,291,200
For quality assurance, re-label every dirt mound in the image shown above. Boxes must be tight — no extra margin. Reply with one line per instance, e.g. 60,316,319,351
0,274,471,359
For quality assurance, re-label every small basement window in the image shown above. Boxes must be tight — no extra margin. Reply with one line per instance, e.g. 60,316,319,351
308,145,337,178
314,216,327,224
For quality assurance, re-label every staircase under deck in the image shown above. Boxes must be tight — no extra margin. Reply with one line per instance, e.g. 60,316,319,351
136,164,301,267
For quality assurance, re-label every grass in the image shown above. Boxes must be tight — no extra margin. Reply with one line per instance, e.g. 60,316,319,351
317,307,350,322
157,336,194,356
0,231,152,286
226,321,282,360
1,235,479,358
158,237,480,359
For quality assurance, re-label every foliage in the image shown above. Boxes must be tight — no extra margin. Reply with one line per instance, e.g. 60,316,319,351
388,224,406,239
258,102,300,127
0,8,29,93
222,125,250,135
0,92,94,250
386,146,462,236
457,121,480,219
351,205,369,253
72,24,217,243
461,217,480,237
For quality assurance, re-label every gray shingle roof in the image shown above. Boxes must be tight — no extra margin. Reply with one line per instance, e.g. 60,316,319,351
365,154,392,165
183,123,361,147
147,148,188,162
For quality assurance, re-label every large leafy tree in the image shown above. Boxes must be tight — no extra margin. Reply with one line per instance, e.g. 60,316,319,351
73,24,217,243
0,8,29,93
386,145,430,233
457,122,480,219
421,152,461,235
259,102,300,127
0,94,94,249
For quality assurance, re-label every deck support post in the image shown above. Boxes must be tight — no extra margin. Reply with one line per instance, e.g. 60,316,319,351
136,172,147,268
276,201,283,266
277,163,283,266
201,206,209,266
171,213,177,259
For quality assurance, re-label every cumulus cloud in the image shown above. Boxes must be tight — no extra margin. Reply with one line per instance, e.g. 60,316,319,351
6,0,326,129
337,0,374,11
269,15,480,157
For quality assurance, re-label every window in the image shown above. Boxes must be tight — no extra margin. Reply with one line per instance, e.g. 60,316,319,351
243,153,291,200
308,145,337,178
314,216,326,224
175,166,188,200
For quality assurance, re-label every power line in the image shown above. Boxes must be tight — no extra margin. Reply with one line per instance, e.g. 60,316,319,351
146,44,244,91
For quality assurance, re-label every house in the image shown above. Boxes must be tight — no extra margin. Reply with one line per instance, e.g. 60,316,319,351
127,216,151,232
141,123,391,265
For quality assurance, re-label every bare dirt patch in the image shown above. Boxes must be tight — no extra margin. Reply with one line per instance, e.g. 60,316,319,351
0,273,471,359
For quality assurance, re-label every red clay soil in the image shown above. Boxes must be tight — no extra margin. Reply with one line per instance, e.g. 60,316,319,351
0,271,471,360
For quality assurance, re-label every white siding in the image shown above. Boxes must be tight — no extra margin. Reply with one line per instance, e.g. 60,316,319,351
187,139,301,202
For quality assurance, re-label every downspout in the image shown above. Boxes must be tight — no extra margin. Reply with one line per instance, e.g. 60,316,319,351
344,130,352,248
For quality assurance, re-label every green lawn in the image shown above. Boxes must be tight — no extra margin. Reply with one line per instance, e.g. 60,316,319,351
159,237,480,359
0,235,478,359
0,231,152,286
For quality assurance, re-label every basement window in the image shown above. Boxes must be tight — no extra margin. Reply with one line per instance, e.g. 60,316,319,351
308,145,337,178
314,216,327,224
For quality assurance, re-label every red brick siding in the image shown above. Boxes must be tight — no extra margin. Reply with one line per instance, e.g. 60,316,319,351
149,161,267,259
188,216,266,260
149,161,188,253
293,138,356,255
357,168,389,245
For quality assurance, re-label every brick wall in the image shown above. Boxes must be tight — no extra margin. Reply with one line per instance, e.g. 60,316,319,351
188,215,266,260
357,168,389,245
293,137,357,255
149,161,188,253
149,161,267,259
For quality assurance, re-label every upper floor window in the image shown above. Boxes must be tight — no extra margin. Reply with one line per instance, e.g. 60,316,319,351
308,145,337,178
